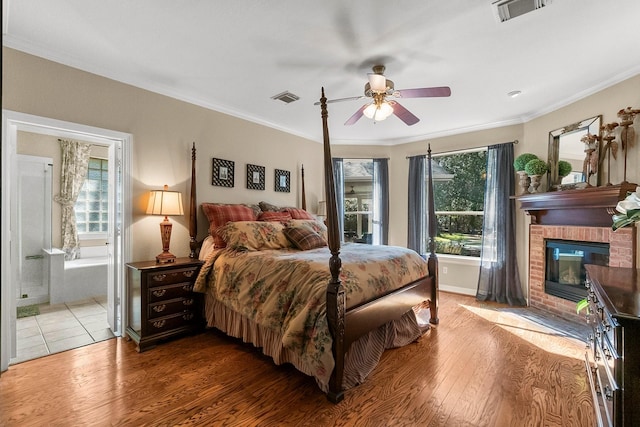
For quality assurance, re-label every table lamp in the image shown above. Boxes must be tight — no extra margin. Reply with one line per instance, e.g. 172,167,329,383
147,185,184,263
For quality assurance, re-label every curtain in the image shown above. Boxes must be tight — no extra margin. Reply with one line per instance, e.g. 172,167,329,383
372,158,389,245
54,139,91,261
407,155,426,255
331,158,345,242
476,143,526,306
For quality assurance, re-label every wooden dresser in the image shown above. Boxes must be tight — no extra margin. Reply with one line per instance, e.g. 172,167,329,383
584,264,640,426
126,257,204,352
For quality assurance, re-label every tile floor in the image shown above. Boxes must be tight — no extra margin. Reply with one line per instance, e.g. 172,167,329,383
12,296,115,365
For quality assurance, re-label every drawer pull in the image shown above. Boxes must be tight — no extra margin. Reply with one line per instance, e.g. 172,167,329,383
152,304,166,313
183,313,194,321
152,289,167,297
183,270,195,278
152,274,167,282
182,284,193,291
183,299,194,306
604,385,613,401
152,320,166,329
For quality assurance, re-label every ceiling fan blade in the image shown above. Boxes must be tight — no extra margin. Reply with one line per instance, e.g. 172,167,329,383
314,95,366,106
395,86,451,98
391,102,420,126
344,104,368,126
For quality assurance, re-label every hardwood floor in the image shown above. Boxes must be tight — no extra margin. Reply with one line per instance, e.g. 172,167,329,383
0,292,595,426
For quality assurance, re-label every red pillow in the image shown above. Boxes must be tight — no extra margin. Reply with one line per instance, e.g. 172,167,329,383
201,203,258,248
283,207,315,220
257,211,293,223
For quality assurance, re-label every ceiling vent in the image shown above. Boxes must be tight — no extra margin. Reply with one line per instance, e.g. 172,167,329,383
271,91,300,104
493,0,551,22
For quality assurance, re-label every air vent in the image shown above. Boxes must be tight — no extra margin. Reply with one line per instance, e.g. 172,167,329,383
493,0,550,22
271,91,300,104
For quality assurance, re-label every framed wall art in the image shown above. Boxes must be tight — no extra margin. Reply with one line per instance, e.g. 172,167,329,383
246,164,265,190
274,169,290,193
212,158,234,187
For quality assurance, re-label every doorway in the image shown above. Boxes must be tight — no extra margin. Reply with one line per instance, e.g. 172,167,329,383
1,111,132,371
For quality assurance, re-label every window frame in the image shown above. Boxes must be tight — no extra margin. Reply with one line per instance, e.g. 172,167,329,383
75,156,109,240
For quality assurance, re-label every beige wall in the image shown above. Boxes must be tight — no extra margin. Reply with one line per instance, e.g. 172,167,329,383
4,46,640,296
3,47,324,262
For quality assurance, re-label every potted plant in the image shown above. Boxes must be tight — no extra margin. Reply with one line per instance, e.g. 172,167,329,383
513,153,539,194
558,160,573,180
524,158,548,193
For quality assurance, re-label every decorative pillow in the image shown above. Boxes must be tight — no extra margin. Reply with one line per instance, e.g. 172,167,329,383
257,210,293,223
259,201,282,212
284,224,327,250
287,219,328,241
201,203,259,248
283,207,315,220
218,221,291,251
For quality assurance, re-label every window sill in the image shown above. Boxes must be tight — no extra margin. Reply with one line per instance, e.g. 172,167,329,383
436,253,481,266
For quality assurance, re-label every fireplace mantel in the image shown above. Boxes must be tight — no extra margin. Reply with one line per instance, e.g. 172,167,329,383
516,183,637,227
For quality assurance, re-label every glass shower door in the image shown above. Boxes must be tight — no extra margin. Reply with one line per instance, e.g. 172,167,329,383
16,155,53,307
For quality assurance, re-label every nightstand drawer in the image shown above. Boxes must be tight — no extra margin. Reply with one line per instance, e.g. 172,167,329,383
147,312,197,334
146,267,199,287
126,257,203,352
148,297,197,319
148,282,195,303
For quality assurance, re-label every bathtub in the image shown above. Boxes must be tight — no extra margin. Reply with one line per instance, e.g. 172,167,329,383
49,247,109,304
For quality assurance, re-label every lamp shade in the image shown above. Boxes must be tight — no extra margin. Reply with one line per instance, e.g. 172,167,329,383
363,101,393,121
146,185,184,216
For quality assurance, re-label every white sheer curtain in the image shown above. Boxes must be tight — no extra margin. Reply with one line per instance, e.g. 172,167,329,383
54,139,91,261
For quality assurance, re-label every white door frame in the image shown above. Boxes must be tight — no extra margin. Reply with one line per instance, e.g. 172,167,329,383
1,110,132,372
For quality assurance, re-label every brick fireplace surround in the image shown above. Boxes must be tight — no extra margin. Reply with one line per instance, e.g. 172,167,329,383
518,183,638,322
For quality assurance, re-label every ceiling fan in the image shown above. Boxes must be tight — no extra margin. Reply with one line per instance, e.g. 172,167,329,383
317,65,451,126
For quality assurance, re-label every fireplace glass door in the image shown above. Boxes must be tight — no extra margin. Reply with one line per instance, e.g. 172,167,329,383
545,240,609,302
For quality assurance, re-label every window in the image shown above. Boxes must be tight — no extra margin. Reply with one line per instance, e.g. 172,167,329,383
342,159,373,244
431,149,487,257
75,157,109,235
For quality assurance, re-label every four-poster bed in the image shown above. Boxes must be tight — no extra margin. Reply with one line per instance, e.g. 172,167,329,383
189,89,439,403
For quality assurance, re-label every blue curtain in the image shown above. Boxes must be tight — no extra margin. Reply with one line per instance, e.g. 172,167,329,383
407,155,426,255
331,158,345,242
373,158,389,245
476,143,526,306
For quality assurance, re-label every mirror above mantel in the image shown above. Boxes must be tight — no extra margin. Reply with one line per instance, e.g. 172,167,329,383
547,115,602,191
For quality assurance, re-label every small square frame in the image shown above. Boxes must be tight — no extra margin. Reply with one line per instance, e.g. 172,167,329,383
246,164,265,190
212,158,234,187
274,169,290,193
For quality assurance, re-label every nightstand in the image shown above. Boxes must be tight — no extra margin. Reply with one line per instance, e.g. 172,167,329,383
126,257,204,352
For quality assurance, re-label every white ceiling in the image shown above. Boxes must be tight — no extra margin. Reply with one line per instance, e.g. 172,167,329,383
4,0,640,145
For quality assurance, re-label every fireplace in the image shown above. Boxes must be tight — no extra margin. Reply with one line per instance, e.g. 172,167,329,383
544,240,609,302
517,183,637,322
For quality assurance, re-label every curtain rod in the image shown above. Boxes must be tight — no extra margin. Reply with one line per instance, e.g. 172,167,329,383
405,140,518,159
338,157,390,160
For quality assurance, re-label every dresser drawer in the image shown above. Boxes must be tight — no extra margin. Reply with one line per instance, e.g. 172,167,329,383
148,282,195,303
147,312,198,334
148,297,197,319
146,267,199,287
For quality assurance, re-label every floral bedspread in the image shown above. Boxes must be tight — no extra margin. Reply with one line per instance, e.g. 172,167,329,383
193,242,429,386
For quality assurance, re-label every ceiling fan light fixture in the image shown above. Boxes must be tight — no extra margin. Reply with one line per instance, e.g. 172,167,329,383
367,73,387,93
363,101,393,121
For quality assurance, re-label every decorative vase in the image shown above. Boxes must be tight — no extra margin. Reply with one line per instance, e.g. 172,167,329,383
517,171,530,195
529,174,542,193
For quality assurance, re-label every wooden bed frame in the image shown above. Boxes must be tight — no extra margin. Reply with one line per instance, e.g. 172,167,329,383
188,88,439,403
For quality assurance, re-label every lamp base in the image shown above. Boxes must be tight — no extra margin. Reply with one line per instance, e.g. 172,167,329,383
156,251,176,264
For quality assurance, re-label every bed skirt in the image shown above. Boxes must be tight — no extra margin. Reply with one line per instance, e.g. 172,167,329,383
203,293,430,392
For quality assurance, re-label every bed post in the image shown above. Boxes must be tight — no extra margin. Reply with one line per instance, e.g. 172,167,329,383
301,165,306,210
426,144,439,324
189,143,198,259
320,88,345,403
